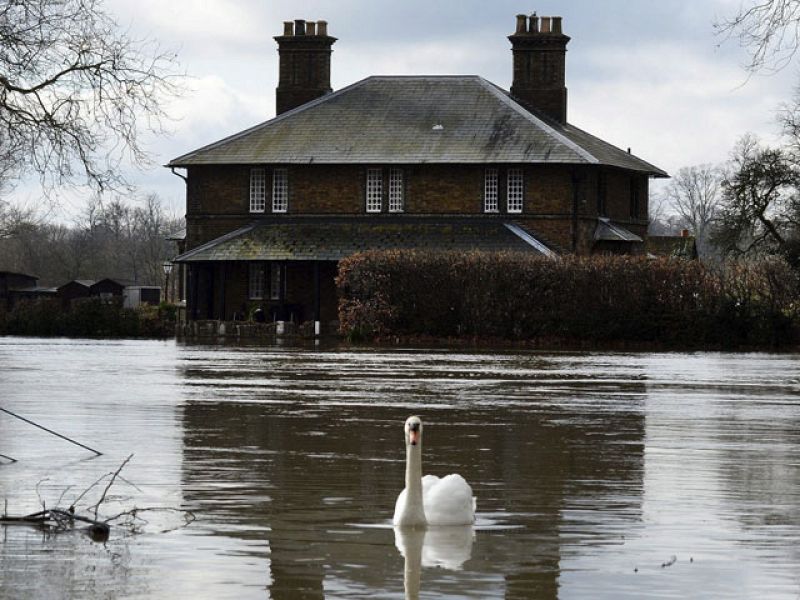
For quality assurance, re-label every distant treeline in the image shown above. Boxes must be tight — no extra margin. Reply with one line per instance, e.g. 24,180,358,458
337,251,800,348
0,194,183,287
0,298,175,338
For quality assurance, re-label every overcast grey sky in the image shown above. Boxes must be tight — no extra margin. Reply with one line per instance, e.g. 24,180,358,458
18,0,797,216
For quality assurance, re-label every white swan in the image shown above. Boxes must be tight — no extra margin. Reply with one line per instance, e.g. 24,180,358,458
393,416,476,527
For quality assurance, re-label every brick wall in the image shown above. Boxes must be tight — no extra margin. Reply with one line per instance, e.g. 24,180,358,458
184,163,651,254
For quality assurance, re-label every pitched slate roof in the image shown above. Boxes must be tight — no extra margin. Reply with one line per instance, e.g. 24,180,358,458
169,76,666,176
172,217,554,263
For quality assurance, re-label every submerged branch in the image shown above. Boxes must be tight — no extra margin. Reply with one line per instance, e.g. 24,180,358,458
0,454,193,541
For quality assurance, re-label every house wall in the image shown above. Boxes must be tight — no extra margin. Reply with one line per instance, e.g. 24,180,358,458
184,163,650,252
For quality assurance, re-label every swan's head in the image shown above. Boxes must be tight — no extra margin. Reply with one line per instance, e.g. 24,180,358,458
404,416,423,447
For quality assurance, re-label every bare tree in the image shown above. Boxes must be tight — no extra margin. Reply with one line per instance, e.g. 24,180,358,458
716,0,800,72
713,135,800,265
0,0,181,195
662,164,722,251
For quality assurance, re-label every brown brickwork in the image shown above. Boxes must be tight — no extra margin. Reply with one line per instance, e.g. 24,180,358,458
508,15,570,123
184,163,649,256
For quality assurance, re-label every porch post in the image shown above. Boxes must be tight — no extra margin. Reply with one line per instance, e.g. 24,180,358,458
189,264,198,321
279,261,287,320
205,264,214,320
218,263,226,320
313,261,321,336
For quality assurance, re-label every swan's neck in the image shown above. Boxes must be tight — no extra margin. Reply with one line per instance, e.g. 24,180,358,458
403,443,426,526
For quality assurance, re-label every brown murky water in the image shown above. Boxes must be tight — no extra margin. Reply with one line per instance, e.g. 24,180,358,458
0,337,798,599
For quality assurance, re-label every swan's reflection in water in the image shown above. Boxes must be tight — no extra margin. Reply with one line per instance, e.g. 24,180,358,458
395,526,474,599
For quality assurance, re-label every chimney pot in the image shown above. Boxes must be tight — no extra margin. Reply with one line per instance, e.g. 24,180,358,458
317,20,328,36
283,21,293,36
529,13,539,33
552,16,563,34
515,14,528,34
540,17,551,33
294,19,306,35
307,21,316,36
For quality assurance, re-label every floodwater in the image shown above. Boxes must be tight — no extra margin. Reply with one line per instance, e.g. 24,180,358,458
0,338,798,600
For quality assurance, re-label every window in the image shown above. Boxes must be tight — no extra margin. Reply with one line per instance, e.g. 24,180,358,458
630,177,640,218
484,168,499,213
389,168,404,212
366,168,383,212
249,263,265,299
272,169,288,213
269,263,282,300
507,168,524,213
250,168,266,213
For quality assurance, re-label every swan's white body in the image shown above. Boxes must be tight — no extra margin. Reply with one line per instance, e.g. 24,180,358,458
393,416,476,527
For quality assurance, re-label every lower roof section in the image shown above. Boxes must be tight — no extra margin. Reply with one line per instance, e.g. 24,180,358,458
594,217,643,243
174,216,554,263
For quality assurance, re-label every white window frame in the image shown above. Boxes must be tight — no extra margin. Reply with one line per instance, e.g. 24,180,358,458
388,168,404,213
272,168,288,213
484,168,499,213
269,263,282,300
249,168,266,213
248,263,265,299
366,168,383,213
507,168,524,214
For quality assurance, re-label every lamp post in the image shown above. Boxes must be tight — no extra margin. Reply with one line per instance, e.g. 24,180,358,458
162,261,173,303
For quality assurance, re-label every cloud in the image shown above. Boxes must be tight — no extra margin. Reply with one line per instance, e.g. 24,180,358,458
569,42,791,175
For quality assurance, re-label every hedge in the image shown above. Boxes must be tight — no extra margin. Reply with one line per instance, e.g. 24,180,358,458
336,251,800,347
0,297,175,338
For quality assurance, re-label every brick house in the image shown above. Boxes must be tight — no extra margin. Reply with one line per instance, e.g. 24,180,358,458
170,14,666,329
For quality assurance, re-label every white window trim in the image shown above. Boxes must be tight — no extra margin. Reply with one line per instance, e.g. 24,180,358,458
366,168,383,213
272,168,288,213
388,168,404,213
507,168,524,214
484,168,499,213
249,168,266,213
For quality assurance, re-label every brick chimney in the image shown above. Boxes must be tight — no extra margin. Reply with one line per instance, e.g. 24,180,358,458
508,13,570,123
274,19,336,115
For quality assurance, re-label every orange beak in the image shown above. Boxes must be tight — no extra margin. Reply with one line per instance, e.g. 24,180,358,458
409,430,419,446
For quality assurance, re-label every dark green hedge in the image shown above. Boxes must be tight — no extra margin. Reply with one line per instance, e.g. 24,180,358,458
0,298,175,338
336,251,800,347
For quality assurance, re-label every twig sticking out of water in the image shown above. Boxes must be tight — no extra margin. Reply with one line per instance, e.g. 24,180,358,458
91,453,133,521
0,454,194,541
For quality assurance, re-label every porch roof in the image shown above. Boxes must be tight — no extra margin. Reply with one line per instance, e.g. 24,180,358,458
593,218,643,243
173,217,554,263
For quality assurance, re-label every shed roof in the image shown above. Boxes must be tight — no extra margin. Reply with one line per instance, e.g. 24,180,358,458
169,76,666,176
646,235,699,259
57,279,95,291
173,216,553,263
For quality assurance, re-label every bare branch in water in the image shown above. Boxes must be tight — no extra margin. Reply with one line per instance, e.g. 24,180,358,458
1,454,193,540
